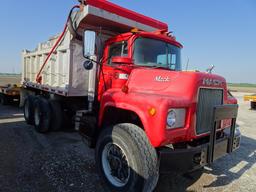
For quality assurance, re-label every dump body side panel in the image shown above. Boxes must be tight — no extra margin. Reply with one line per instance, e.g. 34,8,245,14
22,31,89,97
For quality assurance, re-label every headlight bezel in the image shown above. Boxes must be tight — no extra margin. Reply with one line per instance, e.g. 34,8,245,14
166,108,186,129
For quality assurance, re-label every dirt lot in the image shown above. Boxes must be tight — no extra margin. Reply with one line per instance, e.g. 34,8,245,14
0,75,21,86
228,87,256,93
0,92,255,192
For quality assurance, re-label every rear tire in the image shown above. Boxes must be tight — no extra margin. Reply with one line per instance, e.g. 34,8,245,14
23,95,36,125
49,100,63,131
95,123,159,192
251,102,256,110
34,97,51,133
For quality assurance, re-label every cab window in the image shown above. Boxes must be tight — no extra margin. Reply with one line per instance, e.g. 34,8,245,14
108,41,128,65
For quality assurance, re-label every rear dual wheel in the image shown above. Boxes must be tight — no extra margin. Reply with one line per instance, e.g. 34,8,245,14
34,97,51,133
49,100,63,131
24,96,63,133
24,95,36,125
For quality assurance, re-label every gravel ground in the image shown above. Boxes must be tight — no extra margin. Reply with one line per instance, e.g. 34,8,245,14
0,92,255,192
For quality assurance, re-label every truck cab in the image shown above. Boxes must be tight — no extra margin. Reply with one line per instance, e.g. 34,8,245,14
97,30,182,99
80,28,241,192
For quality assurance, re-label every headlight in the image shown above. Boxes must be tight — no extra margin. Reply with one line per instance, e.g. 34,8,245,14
167,109,186,129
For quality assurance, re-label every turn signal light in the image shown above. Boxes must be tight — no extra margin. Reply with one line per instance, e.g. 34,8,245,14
131,28,139,33
148,107,156,116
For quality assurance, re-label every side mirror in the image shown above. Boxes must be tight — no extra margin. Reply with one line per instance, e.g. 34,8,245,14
83,30,96,57
83,60,94,70
111,57,133,64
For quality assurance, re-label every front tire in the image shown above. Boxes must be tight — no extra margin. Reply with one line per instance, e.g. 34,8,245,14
95,123,159,192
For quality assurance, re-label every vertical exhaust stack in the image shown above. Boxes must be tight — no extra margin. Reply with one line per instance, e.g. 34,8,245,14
87,55,97,112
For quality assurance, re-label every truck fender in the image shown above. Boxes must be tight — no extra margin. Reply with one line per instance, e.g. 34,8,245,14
99,102,151,138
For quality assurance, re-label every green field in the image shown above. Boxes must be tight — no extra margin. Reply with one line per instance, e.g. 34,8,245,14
228,83,256,93
228,83,256,88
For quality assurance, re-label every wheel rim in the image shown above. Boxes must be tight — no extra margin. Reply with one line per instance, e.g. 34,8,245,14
102,143,130,187
34,107,40,126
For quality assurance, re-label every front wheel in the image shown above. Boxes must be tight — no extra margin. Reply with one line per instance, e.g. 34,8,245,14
95,123,159,192
251,102,256,110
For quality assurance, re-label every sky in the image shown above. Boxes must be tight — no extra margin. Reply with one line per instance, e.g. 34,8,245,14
0,0,255,83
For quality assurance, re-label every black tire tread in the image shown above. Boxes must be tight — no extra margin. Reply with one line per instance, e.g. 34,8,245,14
49,100,63,131
117,123,159,192
23,95,36,125
96,123,159,192
34,97,51,133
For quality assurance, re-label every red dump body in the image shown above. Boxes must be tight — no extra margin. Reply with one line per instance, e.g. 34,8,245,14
85,0,168,31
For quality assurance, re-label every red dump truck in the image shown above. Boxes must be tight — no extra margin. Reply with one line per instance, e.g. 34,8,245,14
21,0,241,191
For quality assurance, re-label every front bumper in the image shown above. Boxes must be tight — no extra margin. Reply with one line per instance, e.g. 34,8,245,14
159,127,241,173
159,104,241,173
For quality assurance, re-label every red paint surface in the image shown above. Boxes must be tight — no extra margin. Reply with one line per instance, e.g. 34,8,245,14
99,69,230,147
85,0,168,31
97,31,232,147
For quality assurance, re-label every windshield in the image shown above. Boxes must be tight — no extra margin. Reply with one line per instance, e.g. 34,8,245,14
133,37,182,70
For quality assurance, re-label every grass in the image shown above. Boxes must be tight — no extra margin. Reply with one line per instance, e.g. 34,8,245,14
228,83,256,93
228,83,256,88
0,73,21,76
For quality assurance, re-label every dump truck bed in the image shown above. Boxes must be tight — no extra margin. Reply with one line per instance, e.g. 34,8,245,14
22,0,168,97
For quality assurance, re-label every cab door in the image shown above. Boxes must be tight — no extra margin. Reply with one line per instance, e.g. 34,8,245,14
98,41,129,100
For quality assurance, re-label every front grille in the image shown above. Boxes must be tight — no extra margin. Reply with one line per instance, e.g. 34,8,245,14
196,88,223,135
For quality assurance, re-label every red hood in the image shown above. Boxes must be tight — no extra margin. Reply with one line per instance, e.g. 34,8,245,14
127,69,228,102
